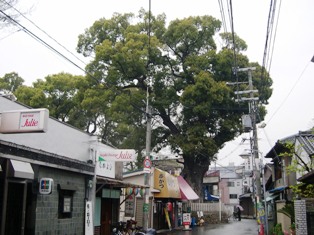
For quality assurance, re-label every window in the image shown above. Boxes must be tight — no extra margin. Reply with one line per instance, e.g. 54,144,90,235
229,194,237,199
58,184,77,219
228,182,235,187
237,182,240,186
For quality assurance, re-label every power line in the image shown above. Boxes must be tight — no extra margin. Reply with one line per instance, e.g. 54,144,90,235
1,0,87,66
218,0,228,33
0,9,88,76
266,61,311,124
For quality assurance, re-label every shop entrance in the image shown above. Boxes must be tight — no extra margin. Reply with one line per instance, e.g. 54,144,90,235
1,180,33,235
0,159,34,235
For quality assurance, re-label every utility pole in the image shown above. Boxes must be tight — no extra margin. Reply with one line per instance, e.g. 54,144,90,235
235,67,262,214
143,0,152,231
143,98,152,230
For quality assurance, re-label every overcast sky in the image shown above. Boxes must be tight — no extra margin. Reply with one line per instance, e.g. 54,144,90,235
1,0,314,166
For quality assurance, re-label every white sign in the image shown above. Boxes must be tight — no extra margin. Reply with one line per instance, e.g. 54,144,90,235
183,213,191,225
85,201,93,235
0,108,49,133
97,149,136,162
95,157,115,178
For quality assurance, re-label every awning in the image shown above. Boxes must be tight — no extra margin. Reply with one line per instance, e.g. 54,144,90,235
266,194,280,202
153,168,181,199
269,186,287,194
206,194,219,201
239,193,252,198
96,176,147,189
9,159,34,179
177,176,199,201
204,188,219,201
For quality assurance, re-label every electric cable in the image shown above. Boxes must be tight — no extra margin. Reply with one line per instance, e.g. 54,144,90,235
1,0,87,66
218,0,228,33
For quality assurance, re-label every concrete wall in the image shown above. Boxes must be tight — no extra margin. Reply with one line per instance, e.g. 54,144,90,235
276,201,291,233
35,166,87,234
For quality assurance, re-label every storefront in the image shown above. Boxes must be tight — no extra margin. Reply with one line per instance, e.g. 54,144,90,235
153,168,181,230
90,146,141,235
0,97,95,235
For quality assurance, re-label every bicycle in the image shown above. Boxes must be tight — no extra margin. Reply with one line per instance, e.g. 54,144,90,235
126,219,141,235
112,221,127,235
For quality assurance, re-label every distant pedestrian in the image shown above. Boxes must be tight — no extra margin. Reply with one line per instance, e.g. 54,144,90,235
237,207,241,221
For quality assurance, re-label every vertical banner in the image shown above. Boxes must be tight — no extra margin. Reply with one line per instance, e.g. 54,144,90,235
85,201,94,235
164,207,172,230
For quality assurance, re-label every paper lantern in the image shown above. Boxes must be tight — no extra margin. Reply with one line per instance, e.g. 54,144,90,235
126,187,133,195
134,188,140,195
140,188,145,197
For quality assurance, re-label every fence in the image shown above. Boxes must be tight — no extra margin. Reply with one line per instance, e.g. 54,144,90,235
183,202,234,216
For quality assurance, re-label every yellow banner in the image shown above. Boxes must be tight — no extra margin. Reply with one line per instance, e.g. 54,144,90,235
154,168,181,198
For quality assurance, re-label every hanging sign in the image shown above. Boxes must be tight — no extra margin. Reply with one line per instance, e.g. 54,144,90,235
95,157,115,178
97,149,136,162
0,108,49,133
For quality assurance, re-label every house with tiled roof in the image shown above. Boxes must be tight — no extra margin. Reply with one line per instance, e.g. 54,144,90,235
264,130,314,234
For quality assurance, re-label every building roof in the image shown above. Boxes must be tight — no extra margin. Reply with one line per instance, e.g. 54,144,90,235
297,169,314,184
296,131,314,156
265,130,314,160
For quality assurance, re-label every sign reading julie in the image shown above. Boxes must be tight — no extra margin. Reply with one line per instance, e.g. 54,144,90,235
0,108,49,133
97,149,136,162
95,148,136,178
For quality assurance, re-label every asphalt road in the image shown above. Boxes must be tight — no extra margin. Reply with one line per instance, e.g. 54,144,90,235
158,219,259,235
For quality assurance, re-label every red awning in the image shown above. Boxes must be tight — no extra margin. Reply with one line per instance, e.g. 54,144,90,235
177,176,199,201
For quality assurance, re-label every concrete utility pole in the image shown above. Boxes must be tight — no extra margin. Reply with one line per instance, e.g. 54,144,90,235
236,67,262,208
143,101,152,230
143,0,152,230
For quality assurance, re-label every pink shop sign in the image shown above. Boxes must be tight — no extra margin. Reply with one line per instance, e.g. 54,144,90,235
98,149,136,162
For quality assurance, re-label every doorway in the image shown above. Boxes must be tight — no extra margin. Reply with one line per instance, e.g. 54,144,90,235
3,180,33,235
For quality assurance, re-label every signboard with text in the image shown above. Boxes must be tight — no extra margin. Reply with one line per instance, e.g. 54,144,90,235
97,149,136,162
0,108,49,133
182,213,191,225
85,201,93,235
95,156,115,178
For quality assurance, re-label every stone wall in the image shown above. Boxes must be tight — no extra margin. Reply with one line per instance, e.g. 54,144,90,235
295,199,307,235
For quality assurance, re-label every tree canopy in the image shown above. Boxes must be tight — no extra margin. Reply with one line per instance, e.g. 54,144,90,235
12,10,273,197
75,10,273,196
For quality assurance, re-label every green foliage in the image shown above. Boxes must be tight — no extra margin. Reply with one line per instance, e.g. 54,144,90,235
278,136,314,199
75,10,273,194
11,10,272,194
271,223,283,235
0,72,24,93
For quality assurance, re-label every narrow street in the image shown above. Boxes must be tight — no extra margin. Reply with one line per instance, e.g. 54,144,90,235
158,219,259,235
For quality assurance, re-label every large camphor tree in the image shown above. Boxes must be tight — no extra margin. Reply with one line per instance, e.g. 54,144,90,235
19,10,273,198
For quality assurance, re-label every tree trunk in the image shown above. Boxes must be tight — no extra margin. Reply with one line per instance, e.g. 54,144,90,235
181,155,210,202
